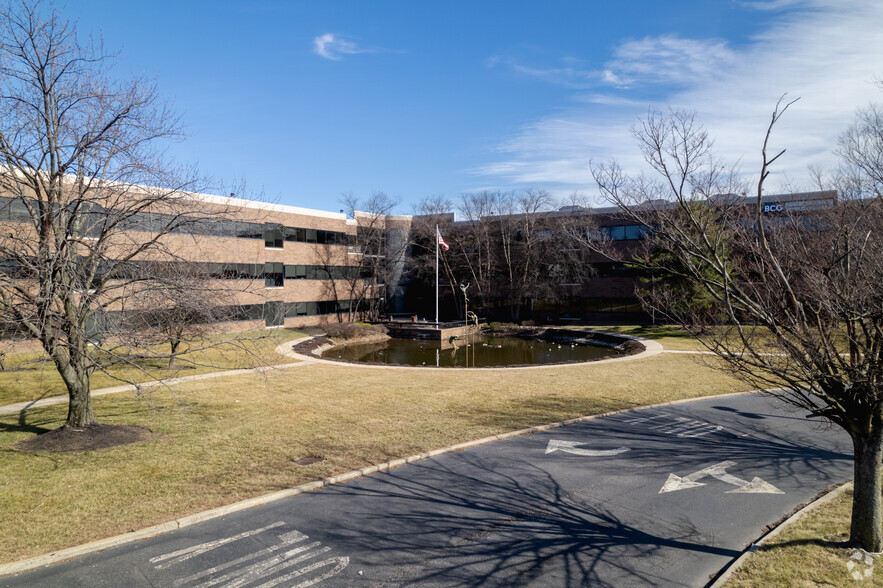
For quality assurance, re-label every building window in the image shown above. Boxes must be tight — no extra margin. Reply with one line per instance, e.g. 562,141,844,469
285,265,307,280
264,223,284,249
265,262,283,288
595,224,651,241
264,301,285,327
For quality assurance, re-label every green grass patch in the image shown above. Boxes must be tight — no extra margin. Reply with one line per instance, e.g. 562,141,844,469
0,329,304,406
587,324,707,351
0,344,750,564
724,486,880,586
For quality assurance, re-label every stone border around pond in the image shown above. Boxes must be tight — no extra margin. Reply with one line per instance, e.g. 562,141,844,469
280,328,664,370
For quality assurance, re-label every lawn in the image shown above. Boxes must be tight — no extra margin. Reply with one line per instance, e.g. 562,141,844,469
0,338,750,564
586,324,708,351
0,329,303,406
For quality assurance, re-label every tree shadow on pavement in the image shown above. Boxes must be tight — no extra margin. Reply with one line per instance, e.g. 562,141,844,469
322,456,741,587
317,399,852,586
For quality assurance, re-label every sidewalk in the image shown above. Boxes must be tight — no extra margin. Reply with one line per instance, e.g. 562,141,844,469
0,343,313,416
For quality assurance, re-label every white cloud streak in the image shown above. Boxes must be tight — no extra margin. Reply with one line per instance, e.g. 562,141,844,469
475,0,883,201
313,33,376,60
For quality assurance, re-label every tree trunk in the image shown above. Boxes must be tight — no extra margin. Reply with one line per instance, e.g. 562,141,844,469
169,338,180,369
50,332,96,428
851,432,883,552
55,358,95,428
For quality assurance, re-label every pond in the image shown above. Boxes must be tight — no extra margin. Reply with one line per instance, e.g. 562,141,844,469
323,335,617,368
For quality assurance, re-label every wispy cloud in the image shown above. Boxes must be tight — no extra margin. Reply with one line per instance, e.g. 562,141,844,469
735,0,815,11
474,0,883,201
313,33,376,60
487,36,735,90
604,35,737,88
486,55,599,89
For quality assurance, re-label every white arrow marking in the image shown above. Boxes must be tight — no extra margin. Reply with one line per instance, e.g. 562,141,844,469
659,473,707,493
545,439,630,457
659,460,784,494
726,477,785,494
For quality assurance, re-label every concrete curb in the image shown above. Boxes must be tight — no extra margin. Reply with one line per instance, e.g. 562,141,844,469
280,330,665,370
708,481,853,587
0,388,756,579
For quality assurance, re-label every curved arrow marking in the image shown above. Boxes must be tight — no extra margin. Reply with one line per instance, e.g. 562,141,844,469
659,460,784,494
545,439,630,457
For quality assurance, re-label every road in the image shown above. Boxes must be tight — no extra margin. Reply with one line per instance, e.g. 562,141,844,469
1,393,852,587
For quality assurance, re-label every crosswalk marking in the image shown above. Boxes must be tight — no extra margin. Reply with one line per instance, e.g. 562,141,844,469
152,522,349,587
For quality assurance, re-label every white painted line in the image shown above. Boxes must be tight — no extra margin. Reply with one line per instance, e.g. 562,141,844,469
545,439,630,457
171,530,308,586
257,556,350,588
150,522,285,569
197,544,329,588
153,522,349,588
678,423,723,438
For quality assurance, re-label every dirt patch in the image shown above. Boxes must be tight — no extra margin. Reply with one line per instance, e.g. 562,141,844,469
292,332,391,357
15,424,159,453
292,336,335,356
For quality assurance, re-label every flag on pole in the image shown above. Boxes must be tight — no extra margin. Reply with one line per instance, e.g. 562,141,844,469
437,228,450,251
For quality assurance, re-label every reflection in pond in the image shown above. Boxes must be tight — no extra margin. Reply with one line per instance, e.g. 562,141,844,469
324,335,615,367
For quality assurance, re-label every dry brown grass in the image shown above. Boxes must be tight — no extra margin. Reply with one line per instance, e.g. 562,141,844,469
0,348,749,565
724,486,880,586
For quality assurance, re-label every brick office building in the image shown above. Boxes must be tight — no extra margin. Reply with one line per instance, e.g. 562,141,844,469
0,188,837,334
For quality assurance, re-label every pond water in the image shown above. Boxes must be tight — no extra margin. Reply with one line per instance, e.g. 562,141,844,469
323,335,616,368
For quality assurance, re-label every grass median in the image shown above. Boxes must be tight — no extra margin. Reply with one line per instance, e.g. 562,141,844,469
0,337,751,565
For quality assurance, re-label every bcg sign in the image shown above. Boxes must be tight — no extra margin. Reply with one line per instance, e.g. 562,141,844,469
762,203,785,213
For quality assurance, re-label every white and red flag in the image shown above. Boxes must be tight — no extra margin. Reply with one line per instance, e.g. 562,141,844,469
437,228,450,251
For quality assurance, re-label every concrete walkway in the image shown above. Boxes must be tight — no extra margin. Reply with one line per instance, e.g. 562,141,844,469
278,331,665,370
0,331,662,416
0,351,311,416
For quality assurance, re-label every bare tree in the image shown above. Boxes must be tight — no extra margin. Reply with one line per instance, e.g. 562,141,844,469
582,99,883,551
340,191,408,321
456,191,501,312
0,2,239,428
494,189,557,321
838,93,883,195
120,262,240,369
409,195,460,319
411,190,584,322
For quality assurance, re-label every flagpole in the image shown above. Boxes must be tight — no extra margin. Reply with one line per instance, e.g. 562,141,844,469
435,224,439,325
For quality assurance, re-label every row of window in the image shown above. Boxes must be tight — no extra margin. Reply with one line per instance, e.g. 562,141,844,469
252,299,363,326
263,224,345,248
263,263,363,287
0,258,365,290
0,197,349,246
86,298,363,337
592,224,651,241
198,262,360,286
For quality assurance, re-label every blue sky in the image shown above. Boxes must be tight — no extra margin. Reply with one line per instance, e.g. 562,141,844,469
63,0,882,213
